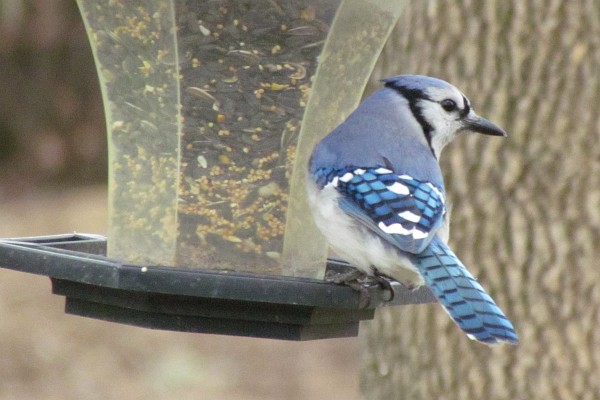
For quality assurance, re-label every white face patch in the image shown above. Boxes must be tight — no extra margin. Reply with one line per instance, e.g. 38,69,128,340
419,85,470,158
425,86,466,108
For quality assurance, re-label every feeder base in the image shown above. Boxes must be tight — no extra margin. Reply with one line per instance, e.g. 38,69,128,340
0,234,435,341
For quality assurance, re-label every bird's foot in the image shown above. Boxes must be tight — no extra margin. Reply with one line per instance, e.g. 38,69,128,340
371,268,396,302
325,268,372,308
325,268,397,307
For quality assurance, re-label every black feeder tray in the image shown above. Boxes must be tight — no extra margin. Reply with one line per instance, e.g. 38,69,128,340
0,234,436,341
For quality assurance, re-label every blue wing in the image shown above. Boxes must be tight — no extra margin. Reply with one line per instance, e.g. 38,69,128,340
314,166,518,344
314,166,446,254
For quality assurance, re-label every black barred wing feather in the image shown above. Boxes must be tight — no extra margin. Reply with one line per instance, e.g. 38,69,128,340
314,167,446,254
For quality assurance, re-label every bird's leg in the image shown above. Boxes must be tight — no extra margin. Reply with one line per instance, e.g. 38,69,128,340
324,267,365,284
325,268,372,308
370,267,396,302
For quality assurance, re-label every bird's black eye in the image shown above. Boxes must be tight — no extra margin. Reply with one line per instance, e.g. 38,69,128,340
441,99,457,112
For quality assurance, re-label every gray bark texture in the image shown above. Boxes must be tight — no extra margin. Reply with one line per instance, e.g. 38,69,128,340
361,1,600,399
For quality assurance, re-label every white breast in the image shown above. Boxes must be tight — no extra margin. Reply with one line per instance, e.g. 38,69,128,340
306,181,425,287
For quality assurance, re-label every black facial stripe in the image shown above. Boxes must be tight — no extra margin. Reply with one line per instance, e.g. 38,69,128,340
384,83,436,158
459,95,471,118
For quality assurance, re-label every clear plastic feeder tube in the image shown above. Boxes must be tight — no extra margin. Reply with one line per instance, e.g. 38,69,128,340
77,0,405,276
77,0,181,266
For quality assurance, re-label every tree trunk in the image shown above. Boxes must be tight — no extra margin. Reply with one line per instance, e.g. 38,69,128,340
361,1,600,399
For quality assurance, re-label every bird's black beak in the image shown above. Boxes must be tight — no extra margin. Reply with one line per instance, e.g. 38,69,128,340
462,114,507,137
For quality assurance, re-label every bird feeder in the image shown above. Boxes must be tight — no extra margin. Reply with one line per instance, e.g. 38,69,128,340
0,0,436,340
82,0,409,278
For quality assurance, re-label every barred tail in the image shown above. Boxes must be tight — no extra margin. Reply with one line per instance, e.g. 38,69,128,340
416,237,518,345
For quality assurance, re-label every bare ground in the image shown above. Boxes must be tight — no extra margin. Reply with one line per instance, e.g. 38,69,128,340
0,187,361,400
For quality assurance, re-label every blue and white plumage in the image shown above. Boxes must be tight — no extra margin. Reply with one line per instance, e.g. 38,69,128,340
307,75,518,345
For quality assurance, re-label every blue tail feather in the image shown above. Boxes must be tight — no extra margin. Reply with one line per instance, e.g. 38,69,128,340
416,237,518,345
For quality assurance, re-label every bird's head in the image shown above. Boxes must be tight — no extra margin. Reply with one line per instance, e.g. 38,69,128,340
382,75,506,158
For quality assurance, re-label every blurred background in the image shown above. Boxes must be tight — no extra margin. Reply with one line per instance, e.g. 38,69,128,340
0,0,105,196
3,1,600,400
0,1,361,399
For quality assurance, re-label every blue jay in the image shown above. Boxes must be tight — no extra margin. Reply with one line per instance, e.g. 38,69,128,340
307,75,518,345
